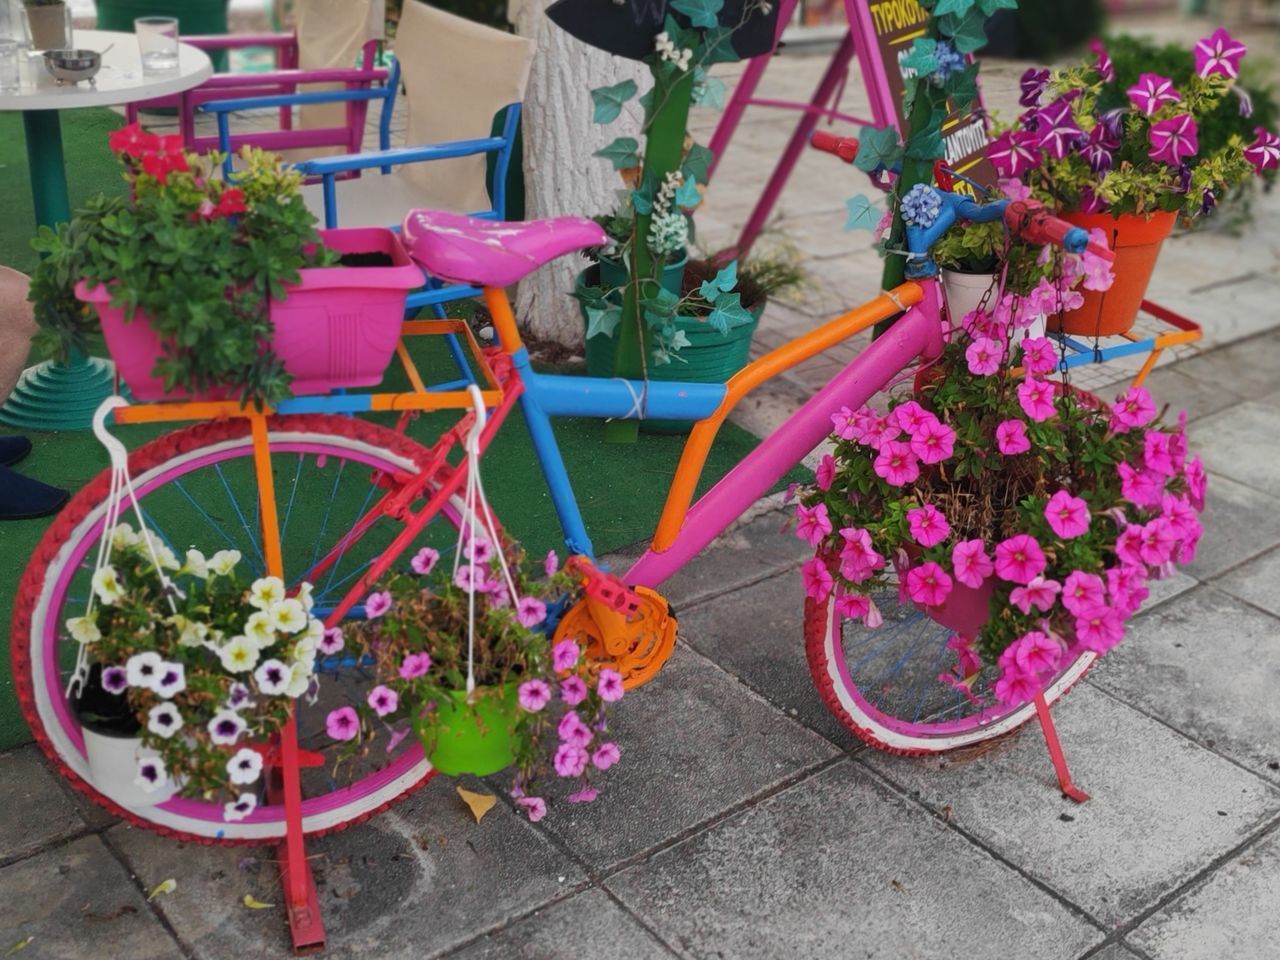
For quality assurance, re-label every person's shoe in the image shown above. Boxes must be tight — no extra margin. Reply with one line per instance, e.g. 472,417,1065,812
0,465,68,520
0,435,32,467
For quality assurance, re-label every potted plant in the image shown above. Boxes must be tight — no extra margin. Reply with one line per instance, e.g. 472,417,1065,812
989,29,1278,336
66,522,323,817
795,238,1206,707
23,0,69,51
326,540,625,818
28,125,422,407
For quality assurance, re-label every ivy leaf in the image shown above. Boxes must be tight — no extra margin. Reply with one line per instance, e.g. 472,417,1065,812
694,75,727,110
642,288,680,327
844,195,881,232
939,8,989,53
638,86,655,117
978,0,1017,12
681,142,715,184
590,80,638,124
707,292,754,334
905,124,945,161
934,0,975,15
854,126,903,174
671,0,723,29
674,177,702,210
943,61,980,110
585,302,623,339
900,38,938,77
701,26,740,64
594,137,641,171
631,171,657,216
699,259,738,300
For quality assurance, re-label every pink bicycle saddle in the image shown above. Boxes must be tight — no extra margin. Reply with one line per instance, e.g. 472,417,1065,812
401,209,608,288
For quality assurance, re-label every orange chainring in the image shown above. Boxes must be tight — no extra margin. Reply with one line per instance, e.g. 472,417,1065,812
553,586,677,690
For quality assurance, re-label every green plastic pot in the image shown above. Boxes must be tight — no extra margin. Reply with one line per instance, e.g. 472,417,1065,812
597,250,688,298
413,684,520,777
95,0,230,70
577,265,764,435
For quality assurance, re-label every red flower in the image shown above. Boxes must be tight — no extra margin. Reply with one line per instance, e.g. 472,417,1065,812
138,136,191,184
108,122,159,157
215,188,247,217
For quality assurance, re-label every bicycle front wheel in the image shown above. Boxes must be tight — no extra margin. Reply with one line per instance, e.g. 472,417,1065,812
13,414,481,844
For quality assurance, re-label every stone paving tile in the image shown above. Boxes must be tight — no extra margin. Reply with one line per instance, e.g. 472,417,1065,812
860,684,1280,927
1188,401,1280,500
1088,945,1145,960
444,887,674,960
1212,545,1280,619
1088,585,1280,785
528,645,839,872
1172,332,1280,401
1128,826,1280,960
109,776,586,959
679,566,862,750
1140,365,1248,424
0,745,88,863
607,760,1101,960
1184,473,1280,580
0,835,183,959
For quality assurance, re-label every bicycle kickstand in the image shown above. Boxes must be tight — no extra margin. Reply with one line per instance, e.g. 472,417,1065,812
1032,692,1090,804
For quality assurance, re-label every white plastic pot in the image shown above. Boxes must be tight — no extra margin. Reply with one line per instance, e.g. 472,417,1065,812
82,727,178,808
940,269,998,323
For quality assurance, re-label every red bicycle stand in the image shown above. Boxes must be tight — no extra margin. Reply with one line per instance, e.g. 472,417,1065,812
1032,692,1090,804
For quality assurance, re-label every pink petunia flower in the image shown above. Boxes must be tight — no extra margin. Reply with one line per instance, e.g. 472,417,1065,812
1161,494,1200,541
888,401,932,435
1074,604,1125,652
554,742,589,778
1127,73,1181,115
367,685,399,717
951,539,994,589
989,129,1042,178
319,627,345,656
996,419,1031,456
1194,27,1247,79
873,441,921,486
1035,97,1085,160
816,454,836,491
518,679,552,712
995,534,1048,584
1044,489,1091,539
1139,518,1177,566
399,651,431,679
858,415,898,451
567,786,599,804
1244,127,1280,174
834,590,871,621
597,669,625,702
453,566,485,593
517,795,547,822
1011,630,1063,676
1091,38,1115,82
1117,461,1166,508
1017,378,1057,422
838,526,885,583
592,741,621,770
907,504,951,548
1115,525,1147,567
1010,575,1061,614
1061,571,1106,617
1080,247,1116,292
994,663,1041,706
1144,431,1177,477
965,337,1004,376
1150,114,1199,166
830,405,860,440
1111,386,1157,432
326,706,359,741
906,562,953,608
1184,456,1208,511
794,502,834,547
517,596,547,628
558,710,593,747
552,640,581,672
559,674,588,706
544,550,559,577
364,590,392,619
947,633,983,677
1107,565,1150,617
909,418,956,465
1020,337,1057,376
410,547,440,576
801,557,835,602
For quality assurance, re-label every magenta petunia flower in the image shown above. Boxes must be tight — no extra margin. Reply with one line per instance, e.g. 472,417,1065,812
1107,565,1150,617
908,418,956,465
830,405,860,440
801,557,834,602
410,547,439,576
965,336,1003,376
1244,127,1280,173
518,679,551,712
1009,575,1060,614
1044,489,1091,539
1017,378,1057,423
1117,462,1165,508
1111,386,1157,432
857,414,897,450
1074,604,1125,652
834,590,871,621
816,454,836,491
1082,125,1115,175
1019,67,1049,107
1194,28,1247,79
996,419,1031,456
888,401,932,435
1061,571,1106,617
567,786,599,804
1184,456,1208,511
464,537,493,565
989,129,1041,178
907,504,951,548
453,566,484,593
591,741,621,770
1161,494,1200,541
364,590,392,619
994,534,1047,584
1090,39,1115,82
1020,337,1057,376
794,502,833,547
994,663,1041,706
597,669,625,702
1149,114,1199,165
517,795,547,821
326,706,359,741
552,639,581,672
516,596,547,628
1115,525,1146,567
367,684,399,717
947,633,983,677
951,539,994,589
319,627,345,656
1144,431,1177,477
1034,98,1084,160
838,526,885,583
558,710,593,747
905,562,952,608
559,674,588,706
873,441,921,486
1011,630,1063,677
399,651,431,679
1127,73,1181,116
544,549,559,577
1139,518,1177,566
554,742,589,778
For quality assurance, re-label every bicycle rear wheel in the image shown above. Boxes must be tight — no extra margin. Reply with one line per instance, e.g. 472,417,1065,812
13,414,482,843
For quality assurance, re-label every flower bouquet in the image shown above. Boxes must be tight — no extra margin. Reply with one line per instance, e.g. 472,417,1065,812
68,523,323,818
326,539,624,821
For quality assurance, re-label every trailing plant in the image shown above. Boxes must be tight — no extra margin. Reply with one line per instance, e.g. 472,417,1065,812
326,540,625,820
30,124,336,405
67,523,323,820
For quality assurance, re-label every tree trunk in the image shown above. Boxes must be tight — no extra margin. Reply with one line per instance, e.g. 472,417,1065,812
510,0,645,348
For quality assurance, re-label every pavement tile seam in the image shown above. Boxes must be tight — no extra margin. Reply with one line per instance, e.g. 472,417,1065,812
1205,552,1280,614
428,884,600,960
1077,939,1154,960
590,886,686,960
670,554,806,614
847,750,1111,936
0,822,100,872
97,828,195,960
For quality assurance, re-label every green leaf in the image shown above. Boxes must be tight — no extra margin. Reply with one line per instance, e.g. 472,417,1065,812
671,0,723,28
642,288,680,328
593,137,641,171
698,259,738,299
681,143,715,184
700,26,740,64
674,177,702,209
854,126,903,174
844,195,881,232
942,61,980,110
706,292,754,334
585,302,623,339
939,8,989,53
933,0,974,15
900,38,938,77
978,0,1017,13
905,123,945,162
631,171,656,216
590,80,638,124
694,75,727,110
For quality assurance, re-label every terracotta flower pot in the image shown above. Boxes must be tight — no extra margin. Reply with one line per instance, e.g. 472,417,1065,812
1049,210,1177,337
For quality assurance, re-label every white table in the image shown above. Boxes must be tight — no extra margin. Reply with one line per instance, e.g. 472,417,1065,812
0,30,211,430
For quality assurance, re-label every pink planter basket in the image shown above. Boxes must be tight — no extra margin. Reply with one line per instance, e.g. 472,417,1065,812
76,227,423,401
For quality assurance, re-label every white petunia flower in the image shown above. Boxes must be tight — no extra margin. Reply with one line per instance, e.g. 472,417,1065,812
226,747,263,785
207,708,248,746
284,661,313,699
268,598,306,635
125,651,164,690
182,548,209,579
296,581,315,612
208,549,242,577
248,576,286,611
253,658,290,696
142,532,181,571
146,701,184,738
134,756,167,793
91,566,125,606
218,635,259,674
153,661,186,699
167,614,209,647
223,791,258,822
110,523,140,550
243,611,275,647
65,616,101,645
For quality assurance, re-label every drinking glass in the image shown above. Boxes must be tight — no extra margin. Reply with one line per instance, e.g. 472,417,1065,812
0,39,19,93
135,16,178,72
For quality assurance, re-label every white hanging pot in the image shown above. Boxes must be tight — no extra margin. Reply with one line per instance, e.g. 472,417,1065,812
82,727,178,808
940,269,998,323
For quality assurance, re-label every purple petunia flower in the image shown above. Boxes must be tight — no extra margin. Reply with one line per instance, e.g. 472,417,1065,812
1244,127,1280,173
1150,114,1199,165
989,130,1040,178
1034,98,1084,161
1200,188,1216,216
1194,28,1247,79
1082,126,1115,174
1090,39,1115,82
101,665,128,695
1127,73,1181,116
1019,67,1049,107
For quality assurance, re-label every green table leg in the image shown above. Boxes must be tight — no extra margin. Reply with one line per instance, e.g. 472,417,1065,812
0,110,117,431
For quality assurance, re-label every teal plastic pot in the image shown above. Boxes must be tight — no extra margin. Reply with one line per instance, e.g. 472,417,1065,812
597,250,688,299
95,0,230,70
413,685,520,777
577,265,764,435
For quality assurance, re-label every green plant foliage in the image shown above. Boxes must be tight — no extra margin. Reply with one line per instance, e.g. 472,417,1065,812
590,79,639,124
594,136,642,171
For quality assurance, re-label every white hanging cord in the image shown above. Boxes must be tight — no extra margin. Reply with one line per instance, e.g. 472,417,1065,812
604,377,644,423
